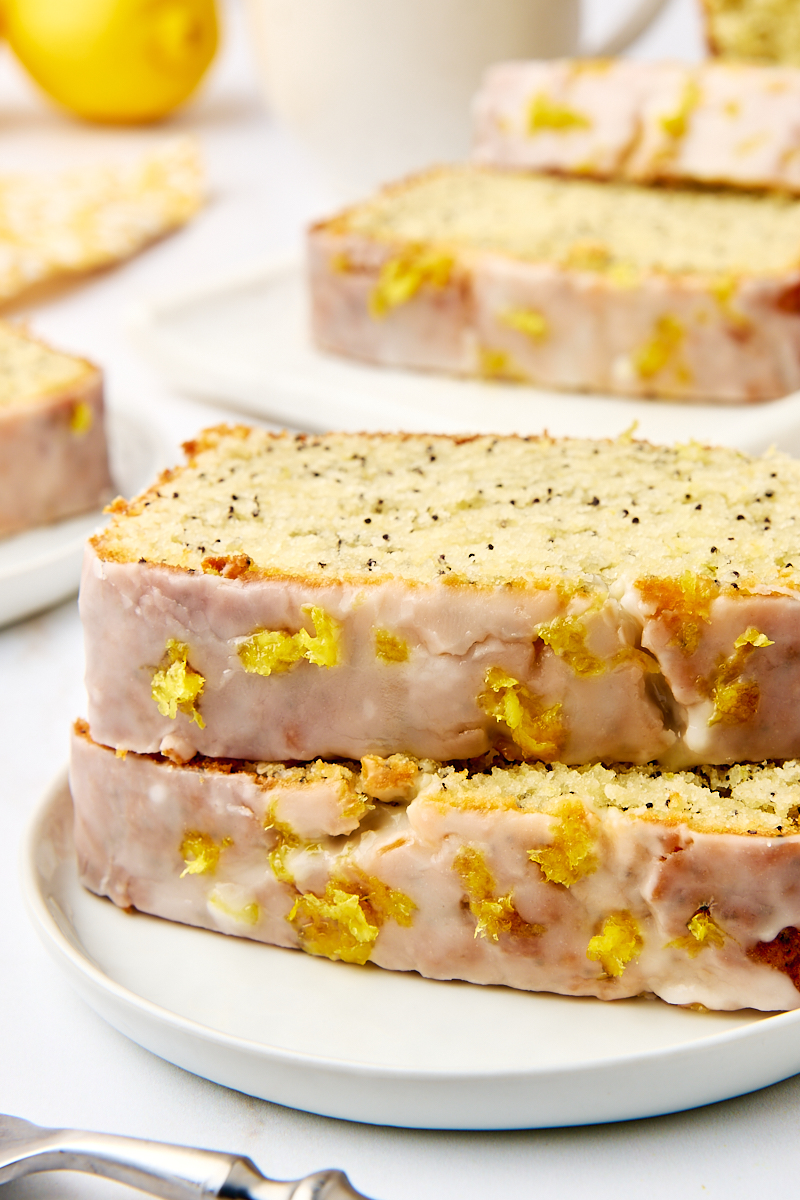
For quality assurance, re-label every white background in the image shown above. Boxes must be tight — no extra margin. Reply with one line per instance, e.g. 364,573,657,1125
6,2,800,1198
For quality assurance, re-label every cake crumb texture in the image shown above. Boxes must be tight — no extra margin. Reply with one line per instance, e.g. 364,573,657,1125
70,722,800,1011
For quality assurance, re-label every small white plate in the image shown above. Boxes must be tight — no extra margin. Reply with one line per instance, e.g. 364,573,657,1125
23,772,800,1130
0,409,160,629
129,260,800,454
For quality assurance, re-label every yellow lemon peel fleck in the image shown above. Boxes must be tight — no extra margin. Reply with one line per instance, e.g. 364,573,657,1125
607,262,640,288
587,911,643,977
632,315,688,381
529,799,597,887
668,907,726,958
527,92,591,134
734,627,774,650
477,346,526,381
710,274,750,329
238,606,343,676
179,830,228,877
478,667,565,760
659,78,701,140
69,400,93,435
369,249,454,318
335,868,417,929
152,639,205,727
374,627,409,664
453,845,543,942
288,884,379,965
264,805,303,885
208,887,259,927
707,627,773,727
562,240,611,271
636,572,719,657
536,614,606,678
499,308,549,341
537,614,658,679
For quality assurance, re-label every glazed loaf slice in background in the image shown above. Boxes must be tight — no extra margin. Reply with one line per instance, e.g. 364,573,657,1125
474,58,800,193
700,0,800,66
0,323,113,537
72,721,800,1012
83,426,800,768
308,166,800,403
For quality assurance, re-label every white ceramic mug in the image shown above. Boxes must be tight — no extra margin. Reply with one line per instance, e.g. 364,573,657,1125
245,0,670,199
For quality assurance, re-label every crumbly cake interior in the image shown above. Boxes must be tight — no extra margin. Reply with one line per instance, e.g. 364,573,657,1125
0,324,92,408
330,167,800,277
705,0,800,65
94,426,800,593
76,724,800,838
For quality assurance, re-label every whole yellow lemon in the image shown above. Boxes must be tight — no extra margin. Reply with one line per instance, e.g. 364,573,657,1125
5,0,219,124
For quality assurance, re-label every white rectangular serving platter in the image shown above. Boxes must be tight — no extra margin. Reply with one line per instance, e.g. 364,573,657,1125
128,259,800,453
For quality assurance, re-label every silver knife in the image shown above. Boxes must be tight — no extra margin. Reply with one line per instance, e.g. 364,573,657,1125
0,1114,377,1200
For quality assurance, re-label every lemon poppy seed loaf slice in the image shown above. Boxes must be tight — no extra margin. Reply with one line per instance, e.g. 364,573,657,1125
474,59,800,193
0,323,112,537
309,165,800,402
700,0,800,66
72,721,800,1011
84,425,800,768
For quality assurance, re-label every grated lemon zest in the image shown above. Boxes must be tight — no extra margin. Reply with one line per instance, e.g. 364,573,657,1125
152,639,205,728
529,799,597,886
708,627,773,726
636,571,718,657
632,315,687,380
180,830,224,877
238,606,342,676
453,844,543,942
69,400,93,435
335,867,417,929
288,884,379,965
478,667,565,760
499,308,549,341
536,614,606,678
710,273,750,329
667,907,726,958
208,887,259,927
265,805,302,885
734,627,774,650
527,92,591,134
374,627,409,663
587,911,643,977
659,78,701,140
369,249,454,318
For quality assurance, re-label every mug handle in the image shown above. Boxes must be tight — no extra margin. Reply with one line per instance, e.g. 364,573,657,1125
580,0,672,56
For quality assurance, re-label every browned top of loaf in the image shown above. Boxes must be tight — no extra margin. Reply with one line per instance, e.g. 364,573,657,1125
91,425,800,595
702,0,800,65
315,165,800,278
0,322,97,410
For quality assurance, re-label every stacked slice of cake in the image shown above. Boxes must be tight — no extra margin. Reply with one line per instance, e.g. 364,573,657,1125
71,427,800,1010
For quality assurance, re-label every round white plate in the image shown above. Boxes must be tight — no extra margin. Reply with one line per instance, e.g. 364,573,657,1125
23,772,800,1130
128,260,800,455
0,409,161,629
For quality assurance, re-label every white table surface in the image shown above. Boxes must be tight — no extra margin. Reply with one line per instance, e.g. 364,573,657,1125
4,3,800,1198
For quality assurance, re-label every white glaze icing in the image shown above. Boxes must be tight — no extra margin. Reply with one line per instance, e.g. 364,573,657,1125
0,374,113,537
70,727,800,1011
